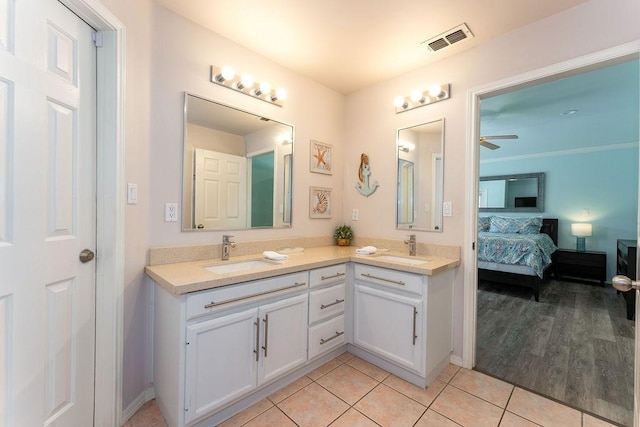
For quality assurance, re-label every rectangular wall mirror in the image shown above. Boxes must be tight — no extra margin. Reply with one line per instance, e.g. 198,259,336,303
182,93,294,231
479,172,545,213
396,119,445,232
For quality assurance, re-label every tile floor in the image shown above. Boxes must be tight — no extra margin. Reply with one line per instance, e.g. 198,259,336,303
125,351,619,427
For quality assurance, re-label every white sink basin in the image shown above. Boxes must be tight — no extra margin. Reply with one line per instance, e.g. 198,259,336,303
204,260,274,274
375,255,430,266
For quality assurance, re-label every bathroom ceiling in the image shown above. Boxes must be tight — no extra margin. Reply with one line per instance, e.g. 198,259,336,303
155,0,589,94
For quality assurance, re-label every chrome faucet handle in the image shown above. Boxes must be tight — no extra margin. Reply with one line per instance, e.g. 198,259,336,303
403,234,416,243
403,234,416,256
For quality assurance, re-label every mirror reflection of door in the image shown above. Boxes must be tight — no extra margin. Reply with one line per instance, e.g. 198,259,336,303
194,148,247,229
397,159,414,224
249,151,274,227
432,154,443,230
283,154,292,225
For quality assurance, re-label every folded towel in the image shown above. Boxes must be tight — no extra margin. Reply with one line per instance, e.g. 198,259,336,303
356,246,377,255
263,251,288,261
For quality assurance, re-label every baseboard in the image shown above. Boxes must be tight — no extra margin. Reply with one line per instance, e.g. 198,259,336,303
121,387,155,424
449,354,463,367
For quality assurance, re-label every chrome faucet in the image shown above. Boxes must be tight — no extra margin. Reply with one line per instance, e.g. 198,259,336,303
221,235,236,260
404,234,416,256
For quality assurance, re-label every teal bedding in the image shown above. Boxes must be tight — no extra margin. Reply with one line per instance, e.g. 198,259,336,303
478,231,557,278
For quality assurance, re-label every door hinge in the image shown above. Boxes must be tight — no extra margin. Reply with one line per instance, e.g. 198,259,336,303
472,241,475,250
92,31,104,47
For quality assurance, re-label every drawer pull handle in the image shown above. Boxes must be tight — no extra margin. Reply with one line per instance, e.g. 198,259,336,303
254,317,260,362
412,307,418,345
204,282,307,309
320,331,344,345
262,314,269,357
321,272,345,281
320,299,345,310
361,273,405,286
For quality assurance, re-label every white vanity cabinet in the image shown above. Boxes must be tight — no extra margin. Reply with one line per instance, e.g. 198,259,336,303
352,264,453,387
307,264,347,359
154,272,308,427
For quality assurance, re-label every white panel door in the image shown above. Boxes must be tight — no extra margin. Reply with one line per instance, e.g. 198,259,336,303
184,308,258,424
0,1,96,426
354,285,423,373
258,294,308,384
194,148,247,230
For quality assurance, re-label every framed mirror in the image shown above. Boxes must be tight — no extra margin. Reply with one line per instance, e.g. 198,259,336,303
182,93,294,231
479,172,545,213
396,119,444,232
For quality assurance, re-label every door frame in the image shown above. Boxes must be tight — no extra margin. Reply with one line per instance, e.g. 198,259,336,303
462,41,640,425
57,0,125,425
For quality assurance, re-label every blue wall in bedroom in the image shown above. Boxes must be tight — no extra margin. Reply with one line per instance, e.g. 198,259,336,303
480,144,639,280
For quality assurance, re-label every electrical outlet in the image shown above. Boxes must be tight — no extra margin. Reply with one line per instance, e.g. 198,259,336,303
165,203,178,222
352,208,359,221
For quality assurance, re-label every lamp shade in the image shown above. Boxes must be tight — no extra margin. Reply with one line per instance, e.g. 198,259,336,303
571,223,592,237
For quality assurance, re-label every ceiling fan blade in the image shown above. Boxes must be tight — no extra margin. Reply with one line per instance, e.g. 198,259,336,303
480,140,500,150
480,134,519,140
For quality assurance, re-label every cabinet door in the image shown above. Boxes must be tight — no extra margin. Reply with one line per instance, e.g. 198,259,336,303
353,284,423,373
258,294,308,384
184,308,259,424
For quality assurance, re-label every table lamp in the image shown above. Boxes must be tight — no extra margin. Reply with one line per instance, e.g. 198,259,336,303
571,223,592,252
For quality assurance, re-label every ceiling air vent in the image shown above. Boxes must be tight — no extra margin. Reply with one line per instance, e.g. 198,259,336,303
422,23,474,52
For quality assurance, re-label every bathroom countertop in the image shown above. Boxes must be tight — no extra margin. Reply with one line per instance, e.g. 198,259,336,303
145,246,460,295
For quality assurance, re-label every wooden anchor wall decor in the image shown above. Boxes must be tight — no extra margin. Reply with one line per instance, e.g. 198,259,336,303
356,153,379,197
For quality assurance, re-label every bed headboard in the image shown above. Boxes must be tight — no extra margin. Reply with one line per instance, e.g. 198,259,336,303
541,218,559,245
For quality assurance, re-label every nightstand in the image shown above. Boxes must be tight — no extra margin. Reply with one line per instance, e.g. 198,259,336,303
554,249,606,285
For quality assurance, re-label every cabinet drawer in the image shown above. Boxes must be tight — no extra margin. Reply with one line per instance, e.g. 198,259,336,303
308,314,345,359
309,264,347,288
186,272,308,320
354,264,422,295
309,283,345,324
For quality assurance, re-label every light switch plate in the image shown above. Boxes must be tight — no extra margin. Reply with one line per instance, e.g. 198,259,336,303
127,183,138,204
443,202,452,217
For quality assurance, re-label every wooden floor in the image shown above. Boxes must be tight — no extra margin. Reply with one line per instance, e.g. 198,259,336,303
476,279,635,427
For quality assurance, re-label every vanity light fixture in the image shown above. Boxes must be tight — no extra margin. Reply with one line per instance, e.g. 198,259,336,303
210,65,286,107
398,141,415,152
393,83,451,114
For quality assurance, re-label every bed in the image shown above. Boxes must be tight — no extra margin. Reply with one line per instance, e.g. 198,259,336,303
477,217,558,302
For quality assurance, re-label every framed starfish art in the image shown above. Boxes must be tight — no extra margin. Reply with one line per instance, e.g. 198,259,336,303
310,140,332,175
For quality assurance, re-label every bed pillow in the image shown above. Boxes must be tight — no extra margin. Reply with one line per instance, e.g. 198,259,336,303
478,216,491,232
489,216,542,234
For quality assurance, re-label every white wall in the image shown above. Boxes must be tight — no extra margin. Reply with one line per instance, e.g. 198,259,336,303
95,0,640,413
343,0,640,360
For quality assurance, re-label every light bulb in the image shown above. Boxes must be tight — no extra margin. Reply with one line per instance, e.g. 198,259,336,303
236,74,254,90
260,82,272,94
411,90,425,103
272,87,287,102
429,84,443,98
393,96,407,108
215,65,234,82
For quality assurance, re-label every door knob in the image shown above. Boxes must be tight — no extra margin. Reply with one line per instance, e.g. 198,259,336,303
79,249,95,263
612,275,640,292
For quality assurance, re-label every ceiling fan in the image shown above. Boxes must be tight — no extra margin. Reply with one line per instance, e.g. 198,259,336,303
480,134,519,150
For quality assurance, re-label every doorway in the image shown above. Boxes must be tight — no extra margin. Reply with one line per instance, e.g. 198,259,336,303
463,43,640,426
